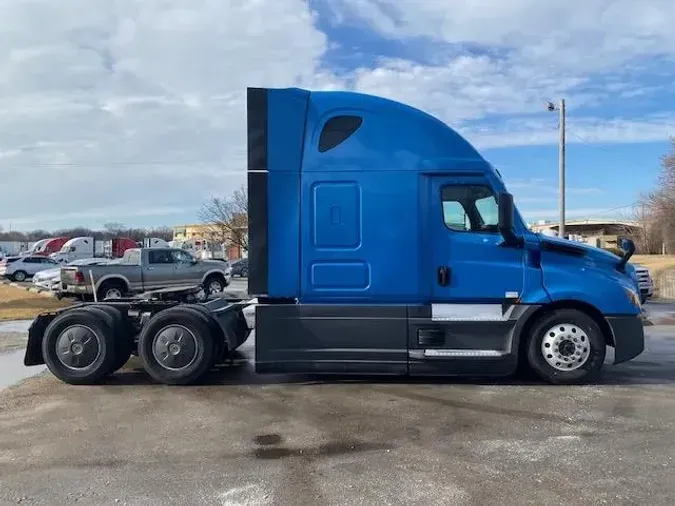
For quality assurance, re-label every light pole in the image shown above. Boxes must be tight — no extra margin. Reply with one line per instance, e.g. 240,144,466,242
547,99,566,238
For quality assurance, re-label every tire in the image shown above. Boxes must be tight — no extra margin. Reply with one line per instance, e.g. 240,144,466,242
182,304,227,366
12,270,27,282
97,280,127,301
41,308,117,385
526,309,606,385
137,307,216,385
203,274,226,295
89,304,134,373
640,293,648,305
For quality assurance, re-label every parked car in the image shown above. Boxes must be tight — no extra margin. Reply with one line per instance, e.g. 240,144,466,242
230,258,248,277
0,255,59,282
33,258,110,291
60,247,232,300
634,265,654,304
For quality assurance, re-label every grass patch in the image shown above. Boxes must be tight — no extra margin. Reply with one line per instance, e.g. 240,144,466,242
0,284,71,321
632,255,675,276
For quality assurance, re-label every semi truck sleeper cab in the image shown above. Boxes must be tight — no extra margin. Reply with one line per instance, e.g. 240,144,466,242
24,86,645,386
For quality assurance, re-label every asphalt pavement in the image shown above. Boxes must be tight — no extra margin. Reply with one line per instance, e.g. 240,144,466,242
0,303,675,505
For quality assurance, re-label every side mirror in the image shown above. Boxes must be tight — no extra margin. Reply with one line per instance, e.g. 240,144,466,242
617,237,636,272
498,192,522,246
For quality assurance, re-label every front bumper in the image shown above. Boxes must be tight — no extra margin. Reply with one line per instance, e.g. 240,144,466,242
607,315,645,364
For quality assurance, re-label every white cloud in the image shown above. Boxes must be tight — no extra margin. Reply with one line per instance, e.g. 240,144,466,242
0,0,334,229
333,0,675,146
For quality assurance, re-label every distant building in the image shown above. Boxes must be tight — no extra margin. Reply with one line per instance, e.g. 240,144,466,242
172,223,246,261
529,219,643,250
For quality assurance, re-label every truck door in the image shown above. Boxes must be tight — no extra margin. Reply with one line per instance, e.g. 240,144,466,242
144,249,176,289
408,174,525,375
171,249,201,287
426,174,523,301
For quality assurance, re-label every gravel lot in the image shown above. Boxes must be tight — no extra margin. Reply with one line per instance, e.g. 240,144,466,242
0,303,675,505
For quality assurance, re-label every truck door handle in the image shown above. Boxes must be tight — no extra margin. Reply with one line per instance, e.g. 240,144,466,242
437,266,450,286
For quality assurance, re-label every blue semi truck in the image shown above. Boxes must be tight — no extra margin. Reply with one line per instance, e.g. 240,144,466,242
24,87,644,386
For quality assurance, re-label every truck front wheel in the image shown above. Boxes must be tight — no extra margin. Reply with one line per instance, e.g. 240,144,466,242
138,307,215,385
526,309,606,385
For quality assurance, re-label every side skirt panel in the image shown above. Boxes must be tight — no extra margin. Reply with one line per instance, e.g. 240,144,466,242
255,303,540,376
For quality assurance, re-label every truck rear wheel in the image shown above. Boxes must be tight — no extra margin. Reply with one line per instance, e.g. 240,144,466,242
180,304,227,366
98,281,127,301
203,274,228,295
41,308,117,385
88,304,134,373
138,307,215,385
526,309,606,385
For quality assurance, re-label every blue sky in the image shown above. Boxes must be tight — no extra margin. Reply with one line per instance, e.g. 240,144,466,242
0,0,673,231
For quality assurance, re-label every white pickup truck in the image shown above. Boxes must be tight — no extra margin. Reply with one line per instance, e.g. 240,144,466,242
59,248,231,300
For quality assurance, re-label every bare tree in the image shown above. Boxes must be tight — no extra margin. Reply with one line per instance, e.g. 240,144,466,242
644,138,675,253
198,185,248,252
103,222,126,237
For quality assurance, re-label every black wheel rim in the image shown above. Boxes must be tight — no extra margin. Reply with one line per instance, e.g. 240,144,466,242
55,325,101,369
152,325,199,371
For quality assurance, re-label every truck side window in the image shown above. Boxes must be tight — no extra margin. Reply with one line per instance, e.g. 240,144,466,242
148,250,173,264
171,250,193,264
441,184,499,233
319,116,363,152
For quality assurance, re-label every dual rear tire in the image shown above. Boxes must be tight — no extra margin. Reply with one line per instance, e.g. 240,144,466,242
137,306,220,385
41,305,221,386
42,306,132,385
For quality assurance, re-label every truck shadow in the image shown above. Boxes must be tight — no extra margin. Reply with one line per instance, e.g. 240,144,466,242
101,352,675,388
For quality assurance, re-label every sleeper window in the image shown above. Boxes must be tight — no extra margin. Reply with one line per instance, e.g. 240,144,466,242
441,184,499,232
318,116,363,152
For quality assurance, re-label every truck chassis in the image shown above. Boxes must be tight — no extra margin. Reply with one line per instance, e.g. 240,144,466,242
24,286,253,385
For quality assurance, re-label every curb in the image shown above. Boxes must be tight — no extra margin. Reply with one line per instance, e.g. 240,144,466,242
2,280,59,299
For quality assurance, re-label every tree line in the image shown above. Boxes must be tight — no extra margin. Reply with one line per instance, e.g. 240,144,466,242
0,223,174,243
197,184,249,253
634,138,675,254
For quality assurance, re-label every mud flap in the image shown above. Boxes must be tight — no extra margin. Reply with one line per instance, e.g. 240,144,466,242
23,315,53,366
607,315,645,364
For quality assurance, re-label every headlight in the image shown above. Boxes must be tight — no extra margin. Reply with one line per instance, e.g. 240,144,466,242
624,287,641,308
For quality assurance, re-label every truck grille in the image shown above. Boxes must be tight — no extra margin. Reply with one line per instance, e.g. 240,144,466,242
635,269,653,289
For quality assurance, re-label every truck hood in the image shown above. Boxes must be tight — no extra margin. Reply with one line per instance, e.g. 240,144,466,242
200,259,231,270
538,235,621,266
537,234,638,289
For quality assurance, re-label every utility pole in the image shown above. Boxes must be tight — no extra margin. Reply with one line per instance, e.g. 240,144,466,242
547,99,566,238
558,99,566,239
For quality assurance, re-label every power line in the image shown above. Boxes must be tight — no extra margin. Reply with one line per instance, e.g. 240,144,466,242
0,161,247,168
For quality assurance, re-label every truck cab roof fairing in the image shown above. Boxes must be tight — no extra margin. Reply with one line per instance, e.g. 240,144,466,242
303,90,490,175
